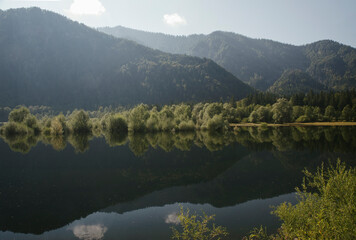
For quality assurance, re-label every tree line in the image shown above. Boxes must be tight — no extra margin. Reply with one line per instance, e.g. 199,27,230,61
1,90,356,142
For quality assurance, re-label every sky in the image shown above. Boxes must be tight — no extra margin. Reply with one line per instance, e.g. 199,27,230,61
1,0,356,47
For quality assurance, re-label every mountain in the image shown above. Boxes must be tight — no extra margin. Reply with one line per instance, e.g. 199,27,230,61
99,26,356,92
0,8,253,109
268,69,327,95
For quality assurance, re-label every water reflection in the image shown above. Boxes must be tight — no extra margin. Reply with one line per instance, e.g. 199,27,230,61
0,127,354,239
0,195,297,240
234,126,356,152
1,133,41,153
1,126,355,154
68,133,93,153
71,224,108,240
165,212,180,225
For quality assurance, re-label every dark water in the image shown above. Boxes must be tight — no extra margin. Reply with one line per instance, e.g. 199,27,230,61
0,127,355,240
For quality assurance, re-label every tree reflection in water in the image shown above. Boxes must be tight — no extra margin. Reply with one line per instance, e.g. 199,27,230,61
1,127,355,154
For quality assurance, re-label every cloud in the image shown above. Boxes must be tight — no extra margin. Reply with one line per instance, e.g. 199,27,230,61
69,0,105,15
71,224,108,240
163,13,187,27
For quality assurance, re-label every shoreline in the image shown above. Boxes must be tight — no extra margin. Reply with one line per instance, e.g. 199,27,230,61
230,122,356,127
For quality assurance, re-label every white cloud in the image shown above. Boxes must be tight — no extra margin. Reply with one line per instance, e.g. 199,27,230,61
163,13,187,27
69,0,105,16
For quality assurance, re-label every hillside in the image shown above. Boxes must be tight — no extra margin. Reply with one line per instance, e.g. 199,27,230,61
268,69,327,95
99,26,356,92
0,8,253,109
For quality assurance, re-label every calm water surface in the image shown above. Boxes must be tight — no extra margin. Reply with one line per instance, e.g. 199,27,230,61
0,127,355,239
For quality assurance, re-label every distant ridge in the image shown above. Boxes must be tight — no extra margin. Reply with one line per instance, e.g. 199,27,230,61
100,26,356,93
0,8,253,108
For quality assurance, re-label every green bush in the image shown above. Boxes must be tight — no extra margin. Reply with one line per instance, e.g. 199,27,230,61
8,106,30,123
295,115,309,123
108,114,128,134
146,114,159,132
50,118,64,135
68,110,92,134
243,226,272,240
273,160,356,240
205,115,227,132
5,107,41,134
128,104,149,132
171,206,228,240
91,118,103,137
177,120,195,131
24,114,41,134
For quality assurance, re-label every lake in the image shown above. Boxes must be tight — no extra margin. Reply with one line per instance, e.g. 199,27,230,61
0,127,355,240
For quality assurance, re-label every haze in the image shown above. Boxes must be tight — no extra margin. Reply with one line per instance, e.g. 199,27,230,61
1,0,355,47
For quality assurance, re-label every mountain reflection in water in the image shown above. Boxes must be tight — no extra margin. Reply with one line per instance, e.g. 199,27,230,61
0,127,355,239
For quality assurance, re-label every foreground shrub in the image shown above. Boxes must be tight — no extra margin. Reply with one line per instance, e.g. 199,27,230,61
266,160,356,240
243,226,272,240
171,206,228,240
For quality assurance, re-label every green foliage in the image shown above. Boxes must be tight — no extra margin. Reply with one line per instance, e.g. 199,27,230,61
68,110,92,134
24,114,39,129
295,115,309,123
50,116,65,136
158,106,175,131
273,160,356,240
206,115,227,132
340,105,352,121
108,114,128,134
8,107,30,123
171,206,228,240
243,226,274,240
2,107,41,136
145,107,158,131
128,104,149,132
178,120,195,131
271,98,292,123
324,105,336,121
292,106,304,121
248,106,272,123
248,111,259,123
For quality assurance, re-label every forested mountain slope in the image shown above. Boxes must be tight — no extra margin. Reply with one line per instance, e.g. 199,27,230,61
100,26,356,92
0,8,253,109
268,69,327,95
